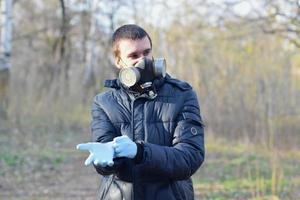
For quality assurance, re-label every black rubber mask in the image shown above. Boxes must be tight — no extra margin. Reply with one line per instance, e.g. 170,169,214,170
119,58,166,89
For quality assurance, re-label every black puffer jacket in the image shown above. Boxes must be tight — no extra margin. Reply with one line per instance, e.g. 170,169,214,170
91,75,205,200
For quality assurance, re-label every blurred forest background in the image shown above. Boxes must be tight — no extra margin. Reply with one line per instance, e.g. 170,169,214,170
0,0,300,199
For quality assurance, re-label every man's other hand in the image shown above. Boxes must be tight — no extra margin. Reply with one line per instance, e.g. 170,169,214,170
113,135,137,159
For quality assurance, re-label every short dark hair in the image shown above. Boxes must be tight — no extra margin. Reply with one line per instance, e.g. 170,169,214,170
112,24,152,58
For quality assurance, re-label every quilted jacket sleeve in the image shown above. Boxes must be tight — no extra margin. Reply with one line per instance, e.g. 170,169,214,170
91,94,124,175
140,89,205,180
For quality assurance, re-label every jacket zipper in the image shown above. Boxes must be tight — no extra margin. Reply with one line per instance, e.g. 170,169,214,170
130,95,137,200
130,94,151,200
143,102,148,142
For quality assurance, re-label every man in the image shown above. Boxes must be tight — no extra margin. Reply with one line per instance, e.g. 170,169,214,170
77,24,205,200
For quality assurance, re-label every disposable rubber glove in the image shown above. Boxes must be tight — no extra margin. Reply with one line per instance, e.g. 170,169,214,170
76,141,115,167
113,135,137,159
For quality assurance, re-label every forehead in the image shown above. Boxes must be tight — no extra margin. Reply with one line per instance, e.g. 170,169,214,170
118,37,151,56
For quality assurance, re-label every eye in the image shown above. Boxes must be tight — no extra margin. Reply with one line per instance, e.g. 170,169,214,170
129,54,139,59
143,49,151,56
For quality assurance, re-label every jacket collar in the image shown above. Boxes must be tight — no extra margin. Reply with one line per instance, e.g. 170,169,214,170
104,79,121,89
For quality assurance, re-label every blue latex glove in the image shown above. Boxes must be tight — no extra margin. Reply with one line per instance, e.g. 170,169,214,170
113,135,137,158
76,141,115,167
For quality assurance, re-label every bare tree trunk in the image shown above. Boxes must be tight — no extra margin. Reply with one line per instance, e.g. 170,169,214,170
48,0,70,100
0,0,13,126
0,69,9,120
59,0,71,96
59,0,67,60
83,0,97,89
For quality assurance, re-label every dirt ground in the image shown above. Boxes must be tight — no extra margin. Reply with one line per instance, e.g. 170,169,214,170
0,156,100,200
0,155,202,200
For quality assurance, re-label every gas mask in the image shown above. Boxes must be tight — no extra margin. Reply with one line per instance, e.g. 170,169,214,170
119,58,166,89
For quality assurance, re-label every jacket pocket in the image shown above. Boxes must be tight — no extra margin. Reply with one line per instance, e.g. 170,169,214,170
171,181,184,200
171,180,194,200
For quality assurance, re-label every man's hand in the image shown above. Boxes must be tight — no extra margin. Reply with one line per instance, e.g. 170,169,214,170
76,142,115,167
113,135,137,158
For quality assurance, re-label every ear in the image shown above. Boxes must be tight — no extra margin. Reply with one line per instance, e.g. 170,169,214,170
115,57,122,69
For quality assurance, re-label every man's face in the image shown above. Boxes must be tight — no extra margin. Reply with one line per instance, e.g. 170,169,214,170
115,36,152,69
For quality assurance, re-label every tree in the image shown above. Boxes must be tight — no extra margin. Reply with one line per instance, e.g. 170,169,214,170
216,0,300,48
0,0,13,125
